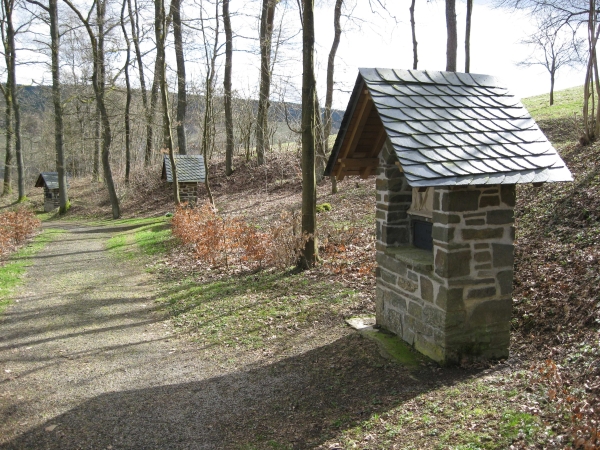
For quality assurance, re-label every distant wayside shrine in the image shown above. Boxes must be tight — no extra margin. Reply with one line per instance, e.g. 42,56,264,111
161,155,206,206
325,68,572,364
35,172,66,212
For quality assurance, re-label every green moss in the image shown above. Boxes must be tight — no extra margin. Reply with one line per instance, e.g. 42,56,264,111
316,203,332,213
361,329,421,367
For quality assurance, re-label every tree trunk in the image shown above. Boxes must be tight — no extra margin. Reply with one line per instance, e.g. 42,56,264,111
299,0,317,269
2,83,13,196
121,0,132,182
321,0,342,190
3,0,24,201
171,0,187,155
50,0,69,212
156,0,179,204
93,105,101,180
410,0,418,70
223,0,234,176
465,0,473,73
445,0,457,72
256,0,277,166
128,0,152,166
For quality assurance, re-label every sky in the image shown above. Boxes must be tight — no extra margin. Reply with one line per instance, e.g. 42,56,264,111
14,0,585,111
226,0,584,110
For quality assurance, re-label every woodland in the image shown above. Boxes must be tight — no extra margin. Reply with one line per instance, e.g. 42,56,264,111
0,0,599,448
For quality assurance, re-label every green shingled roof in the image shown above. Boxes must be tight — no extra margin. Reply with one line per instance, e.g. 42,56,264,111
162,155,206,183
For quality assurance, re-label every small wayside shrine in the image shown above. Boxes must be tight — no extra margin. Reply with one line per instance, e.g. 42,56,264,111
35,172,66,212
325,68,572,364
161,155,206,206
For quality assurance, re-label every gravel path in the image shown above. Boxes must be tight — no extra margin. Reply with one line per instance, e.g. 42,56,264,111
0,222,442,449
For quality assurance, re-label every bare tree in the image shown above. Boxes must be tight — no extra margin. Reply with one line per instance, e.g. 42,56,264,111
445,0,457,71
64,0,121,218
171,0,187,155
465,0,472,72
520,14,584,105
410,0,417,69
120,0,132,182
299,0,317,269
223,0,233,175
155,0,180,204
0,0,25,201
256,0,278,166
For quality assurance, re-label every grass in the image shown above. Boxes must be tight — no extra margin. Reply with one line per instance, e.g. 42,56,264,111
521,85,584,121
105,216,172,259
158,269,359,349
0,228,64,313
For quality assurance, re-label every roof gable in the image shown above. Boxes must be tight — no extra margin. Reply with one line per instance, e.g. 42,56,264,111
325,68,572,186
35,172,60,189
162,155,206,183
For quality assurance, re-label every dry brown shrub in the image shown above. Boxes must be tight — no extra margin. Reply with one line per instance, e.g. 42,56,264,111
171,203,305,270
0,208,41,256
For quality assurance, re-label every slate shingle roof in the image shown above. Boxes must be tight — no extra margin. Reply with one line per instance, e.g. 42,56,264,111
35,172,60,190
325,68,572,186
162,155,206,183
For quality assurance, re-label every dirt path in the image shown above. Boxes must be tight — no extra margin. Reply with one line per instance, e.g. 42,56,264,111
0,222,464,449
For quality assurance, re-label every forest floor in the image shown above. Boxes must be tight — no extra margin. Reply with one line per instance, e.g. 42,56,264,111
0,86,598,449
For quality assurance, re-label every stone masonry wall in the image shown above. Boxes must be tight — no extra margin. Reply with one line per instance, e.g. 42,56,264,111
179,182,199,206
43,187,60,212
375,140,516,364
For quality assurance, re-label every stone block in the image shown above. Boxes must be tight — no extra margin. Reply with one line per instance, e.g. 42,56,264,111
446,309,467,327
408,301,423,320
375,209,387,220
398,277,418,293
423,304,444,328
388,291,407,311
465,219,486,226
432,225,454,242
441,190,481,212
387,211,409,224
462,228,504,240
388,192,413,204
497,269,514,296
466,285,497,299
475,264,492,271
407,270,418,282
432,212,461,225
435,249,472,278
386,309,403,336
474,243,489,250
377,253,408,277
487,209,514,225
479,195,500,207
420,276,434,302
464,212,486,218
474,251,491,263
469,298,512,328
376,286,385,313
382,225,409,245
501,185,516,207
380,268,397,285
492,243,514,268
436,286,464,310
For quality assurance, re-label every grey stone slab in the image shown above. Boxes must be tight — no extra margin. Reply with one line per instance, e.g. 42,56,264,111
412,121,447,134
442,161,472,176
359,67,381,83
408,70,436,84
441,71,466,86
404,163,444,179
437,120,466,133
455,133,482,146
376,68,401,82
372,95,405,109
531,169,550,183
413,134,444,148
429,134,460,147
468,159,497,173
526,154,561,168
396,97,424,108
382,119,417,135
390,84,418,96
470,73,500,87
481,158,512,172
506,118,537,129
438,96,465,108
427,162,461,177
368,83,400,97
379,108,419,122
401,108,435,121
392,68,419,83
388,135,422,148
398,150,434,163
512,129,546,142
